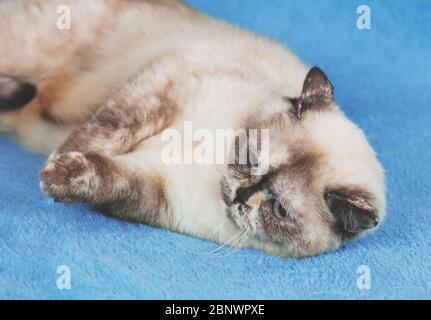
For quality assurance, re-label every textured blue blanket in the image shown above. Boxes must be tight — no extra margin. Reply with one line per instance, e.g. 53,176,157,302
1,0,430,299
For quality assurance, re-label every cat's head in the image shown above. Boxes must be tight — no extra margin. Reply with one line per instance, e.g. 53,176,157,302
222,67,386,258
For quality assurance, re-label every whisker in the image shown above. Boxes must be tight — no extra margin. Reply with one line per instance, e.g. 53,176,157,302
166,229,247,256
210,230,249,257
205,229,247,256
214,231,250,258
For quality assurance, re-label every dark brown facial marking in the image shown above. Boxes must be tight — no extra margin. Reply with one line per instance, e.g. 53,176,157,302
233,176,269,205
290,67,334,120
275,144,323,191
325,188,378,239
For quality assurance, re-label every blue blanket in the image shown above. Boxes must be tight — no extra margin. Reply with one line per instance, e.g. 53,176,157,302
1,0,430,299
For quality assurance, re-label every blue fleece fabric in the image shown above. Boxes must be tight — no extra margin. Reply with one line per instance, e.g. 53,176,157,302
1,0,430,300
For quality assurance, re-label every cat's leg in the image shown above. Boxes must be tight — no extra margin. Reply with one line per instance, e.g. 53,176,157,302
40,151,167,224
40,75,177,221
49,76,178,159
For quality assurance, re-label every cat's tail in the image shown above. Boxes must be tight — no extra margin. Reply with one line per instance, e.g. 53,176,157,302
0,76,37,111
0,75,37,131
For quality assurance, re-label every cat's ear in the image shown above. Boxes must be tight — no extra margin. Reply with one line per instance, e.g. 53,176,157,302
295,67,334,119
325,190,379,235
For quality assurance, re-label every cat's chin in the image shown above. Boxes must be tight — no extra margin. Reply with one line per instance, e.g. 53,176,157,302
226,208,286,255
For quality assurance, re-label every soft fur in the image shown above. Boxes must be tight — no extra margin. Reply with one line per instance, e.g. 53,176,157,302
0,0,385,257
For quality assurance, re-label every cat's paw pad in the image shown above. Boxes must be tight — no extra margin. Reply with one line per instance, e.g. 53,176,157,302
40,152,96,202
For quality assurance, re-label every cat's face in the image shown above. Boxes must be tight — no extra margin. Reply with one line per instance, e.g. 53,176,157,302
222,68,386,258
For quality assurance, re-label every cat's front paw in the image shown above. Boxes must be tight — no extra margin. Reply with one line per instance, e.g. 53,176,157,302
40,152,97,203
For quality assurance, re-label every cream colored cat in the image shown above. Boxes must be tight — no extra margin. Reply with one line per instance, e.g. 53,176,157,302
0,0,385,258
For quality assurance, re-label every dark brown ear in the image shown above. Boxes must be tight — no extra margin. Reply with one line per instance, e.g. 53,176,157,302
295,67,334,119
325,190,378,236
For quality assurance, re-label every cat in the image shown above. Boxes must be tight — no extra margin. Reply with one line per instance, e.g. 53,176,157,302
0,0,385,258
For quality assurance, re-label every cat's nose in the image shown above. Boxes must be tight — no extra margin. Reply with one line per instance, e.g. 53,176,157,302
233,187,254,204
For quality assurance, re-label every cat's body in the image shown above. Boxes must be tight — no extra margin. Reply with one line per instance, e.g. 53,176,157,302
0,0,386,257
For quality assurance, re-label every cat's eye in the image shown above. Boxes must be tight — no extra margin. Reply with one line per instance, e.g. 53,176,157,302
273,200,289,219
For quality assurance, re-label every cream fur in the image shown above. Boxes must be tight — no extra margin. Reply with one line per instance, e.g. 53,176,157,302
0,0,385,257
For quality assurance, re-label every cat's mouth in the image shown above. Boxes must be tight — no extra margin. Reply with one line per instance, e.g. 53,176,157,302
227,203,253,232
226,186,264,230
233,202,252,216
